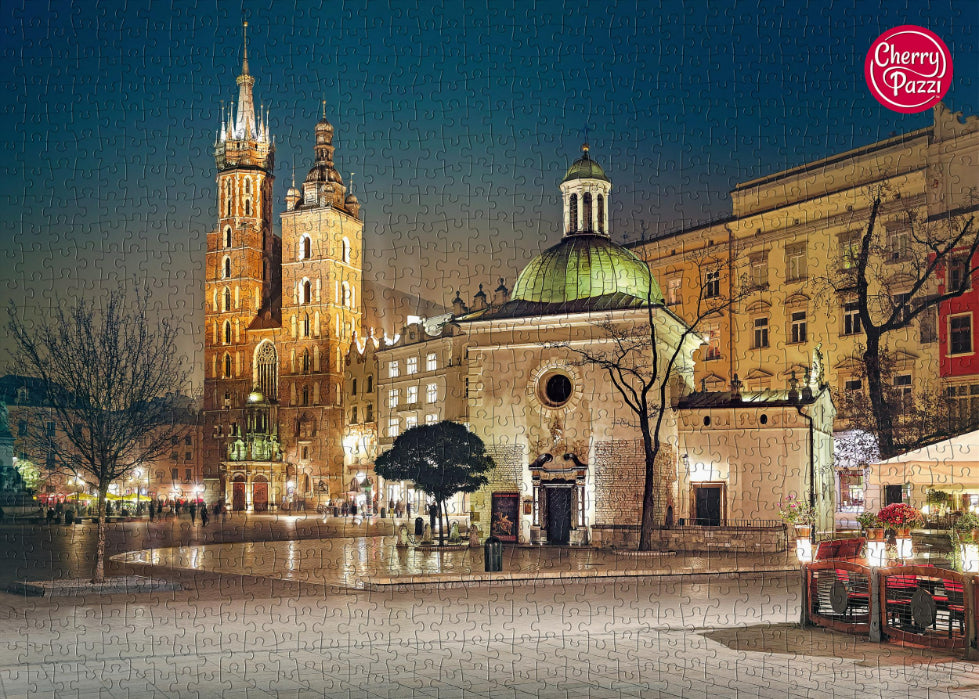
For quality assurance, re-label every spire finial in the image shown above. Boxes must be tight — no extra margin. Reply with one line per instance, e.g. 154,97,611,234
322,100,327,120
242,20,250,75
291,162,296,188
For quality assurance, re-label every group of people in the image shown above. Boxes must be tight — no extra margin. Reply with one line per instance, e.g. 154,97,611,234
148,499,225,526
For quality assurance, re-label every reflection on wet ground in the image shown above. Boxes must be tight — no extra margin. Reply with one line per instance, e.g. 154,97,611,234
116,536,800,589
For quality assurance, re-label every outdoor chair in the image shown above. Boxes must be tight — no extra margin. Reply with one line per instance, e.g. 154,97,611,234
834,569,870,621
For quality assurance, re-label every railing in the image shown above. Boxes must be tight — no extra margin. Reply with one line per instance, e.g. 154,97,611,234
804,558,978,656
677,519,783,529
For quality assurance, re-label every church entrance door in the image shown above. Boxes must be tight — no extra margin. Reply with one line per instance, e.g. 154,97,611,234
232,479,246,512
546,487,572,544
253,481,269,512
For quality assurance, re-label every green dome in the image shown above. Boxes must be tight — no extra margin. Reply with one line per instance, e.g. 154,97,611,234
511,234,663,305
562,148,609,183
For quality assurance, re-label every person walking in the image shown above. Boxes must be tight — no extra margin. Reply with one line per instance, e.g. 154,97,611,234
189,501,197,524
149,501,155,521
200,504,209,527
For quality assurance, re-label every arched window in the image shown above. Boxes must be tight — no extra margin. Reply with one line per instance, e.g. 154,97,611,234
302,385,309,406
224,227,232,248
254,341,278,399
302,280,312,304
341,282,351,308
341,238,351,263
302,349,310,373
352,378,358,395
223,257,231,278
226,199,232,217
367,375,373,393
569,194,577,233
223,353,233,378
244,199,251,216
597,194,605,233
223,288,231,312
303,314,311,338
583,193,592,232
300,235,311,260
223,321,232,344
244,178,251,194
225,181,232,217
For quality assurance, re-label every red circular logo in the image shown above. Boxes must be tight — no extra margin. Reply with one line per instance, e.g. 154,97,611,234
865,25,952,113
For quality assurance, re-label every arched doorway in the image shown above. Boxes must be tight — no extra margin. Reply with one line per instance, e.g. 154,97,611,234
232,474,246,512
544,483,573,544
253,475,269,512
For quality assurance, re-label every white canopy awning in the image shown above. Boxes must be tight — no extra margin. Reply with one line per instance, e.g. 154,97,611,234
867,429,979,490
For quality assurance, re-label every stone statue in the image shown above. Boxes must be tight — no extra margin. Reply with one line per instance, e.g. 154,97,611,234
422,523,432,543
810,343,824,390
397,523,409,548
449,521,460,542
468,523,480,548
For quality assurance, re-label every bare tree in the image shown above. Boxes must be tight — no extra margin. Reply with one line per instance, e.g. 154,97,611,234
7,290,189,582
819,189,977,458
563,251,750,551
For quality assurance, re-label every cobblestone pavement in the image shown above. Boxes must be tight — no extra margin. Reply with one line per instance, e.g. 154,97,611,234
2,572,977,697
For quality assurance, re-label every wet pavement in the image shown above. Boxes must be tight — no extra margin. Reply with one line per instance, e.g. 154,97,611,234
114,535,800,589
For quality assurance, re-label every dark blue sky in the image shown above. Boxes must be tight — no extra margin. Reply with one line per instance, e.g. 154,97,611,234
1,0,976,382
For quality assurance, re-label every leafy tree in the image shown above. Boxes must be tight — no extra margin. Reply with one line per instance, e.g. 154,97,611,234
374,421,494,545
818,189,977,457
14,458,42,491
7,289,189,582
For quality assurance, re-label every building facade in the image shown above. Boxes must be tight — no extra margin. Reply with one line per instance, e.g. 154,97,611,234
202,29,363,511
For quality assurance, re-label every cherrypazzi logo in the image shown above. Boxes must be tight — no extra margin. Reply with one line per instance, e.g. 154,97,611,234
865,25,952,114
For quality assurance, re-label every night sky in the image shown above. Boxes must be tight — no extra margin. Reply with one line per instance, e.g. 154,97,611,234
1,0,976,386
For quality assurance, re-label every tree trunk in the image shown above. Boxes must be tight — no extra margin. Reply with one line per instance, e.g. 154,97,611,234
437,500,445,546
92,481,109,583
863,335,897,458
638,415,659,551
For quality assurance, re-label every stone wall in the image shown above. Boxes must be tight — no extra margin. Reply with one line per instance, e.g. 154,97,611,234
592,440,676,528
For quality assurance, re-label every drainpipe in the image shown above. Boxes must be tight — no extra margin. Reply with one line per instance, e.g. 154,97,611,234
793,397,817,547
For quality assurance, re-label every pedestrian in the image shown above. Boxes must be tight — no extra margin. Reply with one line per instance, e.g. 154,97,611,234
406,502,411,519
200,504,209,527
189,501,197,523
149,501,155,521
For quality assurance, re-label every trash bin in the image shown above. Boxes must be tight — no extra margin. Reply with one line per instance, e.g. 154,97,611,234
484,535,503,572
414,517,424,537
380,508,386,518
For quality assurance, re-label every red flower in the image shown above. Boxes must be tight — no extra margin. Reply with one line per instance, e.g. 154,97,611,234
877,503,923,526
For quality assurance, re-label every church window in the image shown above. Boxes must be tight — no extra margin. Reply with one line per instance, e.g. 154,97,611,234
341,282,351,308
303,314,311,338
302,385,309,406
244,199,251,216
300,235,311,260
223,353,233,378
568,194,577,233
597,194,605,233
583,193,592,231
244,178,251,194
341,238,351,263
254,341,278,399
226,199,232,217
223,257,231,278
352,378,358,395
223,288,231,312
223,321,232,344
539,372,573,407
224,227,232,248
302,349,310,374
367,375,373,393
301,280,312,304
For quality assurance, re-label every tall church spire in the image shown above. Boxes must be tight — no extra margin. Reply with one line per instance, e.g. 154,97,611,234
235,21,257,139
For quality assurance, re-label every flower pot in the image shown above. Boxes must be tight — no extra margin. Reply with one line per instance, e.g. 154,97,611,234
971,528,979,544
794,525,812,539
866,528,885,541
896,527,911,538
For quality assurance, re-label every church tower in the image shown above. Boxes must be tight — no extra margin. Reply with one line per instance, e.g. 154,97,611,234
278,103,363,491
203,22,281,500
